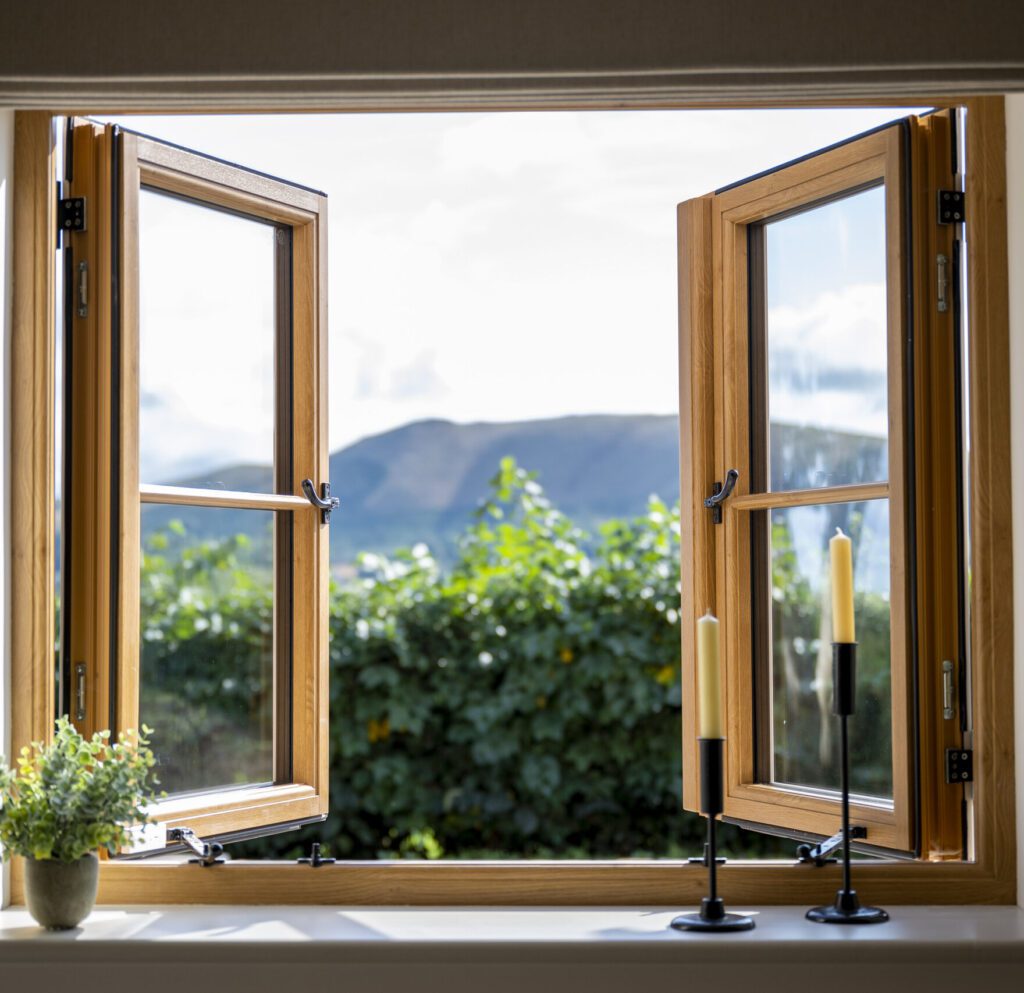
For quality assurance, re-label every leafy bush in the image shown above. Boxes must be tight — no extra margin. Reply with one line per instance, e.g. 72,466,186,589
310,457,695,858
140,523,274,794
138,458,890,861
0,718,159,862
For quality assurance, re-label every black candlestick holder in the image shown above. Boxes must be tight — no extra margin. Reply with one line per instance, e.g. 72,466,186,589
671,737,755,932
806,642,889,925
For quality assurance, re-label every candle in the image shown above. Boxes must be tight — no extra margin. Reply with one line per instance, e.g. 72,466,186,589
830,527,856,643
697,612,724,738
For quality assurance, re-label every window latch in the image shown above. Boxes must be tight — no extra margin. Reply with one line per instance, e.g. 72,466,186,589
301,478,340,524
297,842,336,868
704,469,739,524
168,826,228,867
796,825,866,867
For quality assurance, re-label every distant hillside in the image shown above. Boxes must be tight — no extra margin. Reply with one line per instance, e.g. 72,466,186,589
140,414,887,566
142,414,682,565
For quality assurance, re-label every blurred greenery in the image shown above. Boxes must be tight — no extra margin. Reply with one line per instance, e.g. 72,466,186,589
769,507,893,798
137,457,891,861
140,521,274,794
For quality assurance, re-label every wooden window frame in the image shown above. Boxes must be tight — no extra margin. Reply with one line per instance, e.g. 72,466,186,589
8,96,1015,906
126,130,330,838
21,119,331,849
681,125,915,852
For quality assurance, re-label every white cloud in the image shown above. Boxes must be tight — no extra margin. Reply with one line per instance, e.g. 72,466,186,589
768,283,889,438
102,107,926,464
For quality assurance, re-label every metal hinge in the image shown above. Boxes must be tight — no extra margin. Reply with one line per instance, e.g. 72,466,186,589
945,748,973,784
168,826,228,866
937,189,966,225
56,189,86,243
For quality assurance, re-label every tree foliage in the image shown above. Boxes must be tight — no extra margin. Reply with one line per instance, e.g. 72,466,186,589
137,458,891,860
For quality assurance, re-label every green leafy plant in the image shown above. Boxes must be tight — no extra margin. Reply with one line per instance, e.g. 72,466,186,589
137,458,891,861
0,717,160,862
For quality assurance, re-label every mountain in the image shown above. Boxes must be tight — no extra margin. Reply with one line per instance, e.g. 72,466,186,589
141,414,888,567
141,414,683,564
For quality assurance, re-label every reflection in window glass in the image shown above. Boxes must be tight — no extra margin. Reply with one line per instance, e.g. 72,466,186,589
138,190,277,491
769,499,892,799
765,186,888,491
139,508,277,795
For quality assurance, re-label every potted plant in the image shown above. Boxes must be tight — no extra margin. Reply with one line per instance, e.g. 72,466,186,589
0,717,159,929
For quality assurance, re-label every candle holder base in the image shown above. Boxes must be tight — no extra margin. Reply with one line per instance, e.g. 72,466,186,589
806,889,889,925
671,898,755,932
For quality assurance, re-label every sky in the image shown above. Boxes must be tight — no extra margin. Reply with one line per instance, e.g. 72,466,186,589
99,108,923,484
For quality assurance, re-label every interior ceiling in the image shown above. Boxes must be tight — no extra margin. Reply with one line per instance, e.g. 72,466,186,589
3,0,1024,109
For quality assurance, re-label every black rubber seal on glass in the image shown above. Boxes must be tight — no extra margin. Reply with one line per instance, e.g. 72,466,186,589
59,116,76,719
274,224,296,786
83,117,326,198
716,116,915,196
108,125,123,733
898,119,923,860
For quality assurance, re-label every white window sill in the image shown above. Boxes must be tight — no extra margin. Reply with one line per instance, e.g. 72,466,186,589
1,905,1023,992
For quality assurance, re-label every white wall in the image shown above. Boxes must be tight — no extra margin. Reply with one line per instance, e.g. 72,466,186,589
0,109,13,909
1007,94,1024,910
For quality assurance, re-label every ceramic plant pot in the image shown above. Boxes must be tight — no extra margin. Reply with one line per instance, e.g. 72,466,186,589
24,853,99,930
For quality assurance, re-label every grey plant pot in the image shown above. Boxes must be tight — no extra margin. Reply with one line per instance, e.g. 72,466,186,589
24,853,99,930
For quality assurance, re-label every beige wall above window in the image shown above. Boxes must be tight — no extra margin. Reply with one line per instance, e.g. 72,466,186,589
2,3,1024,108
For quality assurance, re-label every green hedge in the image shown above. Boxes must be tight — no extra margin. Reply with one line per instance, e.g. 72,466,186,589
139,458,890,860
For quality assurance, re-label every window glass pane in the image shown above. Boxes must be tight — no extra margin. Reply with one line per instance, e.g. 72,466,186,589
767,499,892,800
138,189,277,491
139,507,278,796
764,185,888,491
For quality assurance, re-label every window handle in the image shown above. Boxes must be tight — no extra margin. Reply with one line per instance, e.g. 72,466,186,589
704,468,739,524
301,478,340,524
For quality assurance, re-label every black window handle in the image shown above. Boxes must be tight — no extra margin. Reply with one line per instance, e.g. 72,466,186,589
301,478,340,524
704,468,739,524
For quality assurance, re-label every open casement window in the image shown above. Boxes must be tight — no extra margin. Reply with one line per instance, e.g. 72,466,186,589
61,119,330,843
679,110,969,859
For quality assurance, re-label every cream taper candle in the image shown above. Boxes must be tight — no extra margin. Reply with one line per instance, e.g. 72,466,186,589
830,527,856,643
697,612,724,738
